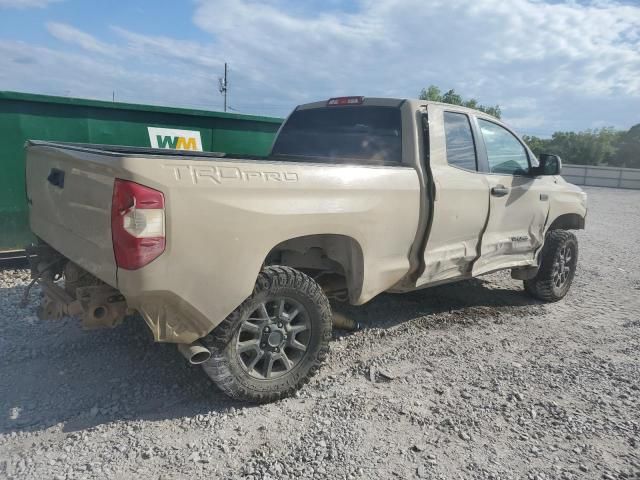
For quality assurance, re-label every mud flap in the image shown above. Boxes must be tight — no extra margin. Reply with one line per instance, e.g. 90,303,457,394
511,266,539,280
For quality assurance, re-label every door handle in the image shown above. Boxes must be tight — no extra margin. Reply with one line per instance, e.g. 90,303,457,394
491,185,509,197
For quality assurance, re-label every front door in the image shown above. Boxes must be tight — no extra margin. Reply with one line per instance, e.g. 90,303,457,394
472,118,550,276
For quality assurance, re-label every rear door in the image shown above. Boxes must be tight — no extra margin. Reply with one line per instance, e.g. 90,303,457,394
471,118,549,276
417,106,490,286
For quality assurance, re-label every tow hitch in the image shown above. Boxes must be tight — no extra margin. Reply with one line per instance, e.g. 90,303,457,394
23,243,128,329
38,281,128,329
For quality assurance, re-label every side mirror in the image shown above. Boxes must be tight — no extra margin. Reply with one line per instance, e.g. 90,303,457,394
535,153,562,176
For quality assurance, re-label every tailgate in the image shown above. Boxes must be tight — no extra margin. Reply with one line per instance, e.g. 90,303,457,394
25,142,118,286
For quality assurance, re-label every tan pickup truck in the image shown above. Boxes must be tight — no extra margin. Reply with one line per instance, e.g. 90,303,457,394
25,97,587,402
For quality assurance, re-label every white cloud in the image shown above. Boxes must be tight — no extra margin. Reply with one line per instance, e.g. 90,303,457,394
0,0,60,8
192,0,640,97
112,27,223,69
505,114,546,131
189,0,640,131
2,0,639,135
0,40,220,108
46,22,115,57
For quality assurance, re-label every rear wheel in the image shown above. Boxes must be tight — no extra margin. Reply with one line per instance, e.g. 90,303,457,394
524,230,578,302
202,266,332,403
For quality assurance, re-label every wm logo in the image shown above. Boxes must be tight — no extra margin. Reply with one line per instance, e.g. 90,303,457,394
156,135,198,150
148,127,203,151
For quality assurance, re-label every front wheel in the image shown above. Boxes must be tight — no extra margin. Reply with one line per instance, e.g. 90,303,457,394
202,266,332,403
524,230,578,302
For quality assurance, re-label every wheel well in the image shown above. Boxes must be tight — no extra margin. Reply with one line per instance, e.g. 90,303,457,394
264,234,364,303
548,213,585,231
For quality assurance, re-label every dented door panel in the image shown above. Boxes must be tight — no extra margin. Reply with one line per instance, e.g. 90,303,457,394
472,175,550,276
418,165,490,285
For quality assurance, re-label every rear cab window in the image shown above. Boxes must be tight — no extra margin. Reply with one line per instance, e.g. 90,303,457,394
270,106,402,166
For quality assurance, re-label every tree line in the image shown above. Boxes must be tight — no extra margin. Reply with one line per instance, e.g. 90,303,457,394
420,86,640,169
523,127,640,169
419,85,502,118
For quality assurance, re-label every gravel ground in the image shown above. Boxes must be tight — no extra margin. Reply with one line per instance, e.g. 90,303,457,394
0,186,639,480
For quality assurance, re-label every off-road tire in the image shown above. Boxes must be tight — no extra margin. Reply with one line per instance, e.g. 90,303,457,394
524,230,578,302
201,266,332,403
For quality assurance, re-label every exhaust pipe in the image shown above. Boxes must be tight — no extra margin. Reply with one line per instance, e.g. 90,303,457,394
177,341,211,365
333,312,360,331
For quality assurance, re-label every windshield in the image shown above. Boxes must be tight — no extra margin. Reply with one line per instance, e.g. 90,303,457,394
270,106,402,165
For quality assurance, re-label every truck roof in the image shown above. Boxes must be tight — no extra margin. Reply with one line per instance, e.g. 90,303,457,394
296,96,500,120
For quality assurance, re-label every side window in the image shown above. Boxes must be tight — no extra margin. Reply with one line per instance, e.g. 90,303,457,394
478,119,529,175
443,112,477,171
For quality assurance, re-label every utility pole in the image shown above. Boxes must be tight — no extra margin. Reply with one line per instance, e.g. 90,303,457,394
218,62,228,112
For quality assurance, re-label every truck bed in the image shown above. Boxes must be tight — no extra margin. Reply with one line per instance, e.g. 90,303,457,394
25,141,421,343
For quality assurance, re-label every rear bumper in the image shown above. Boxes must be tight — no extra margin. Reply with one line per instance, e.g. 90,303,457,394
29,242,213,344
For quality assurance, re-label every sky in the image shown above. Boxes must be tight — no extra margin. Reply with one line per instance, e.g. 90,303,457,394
0,0,639,137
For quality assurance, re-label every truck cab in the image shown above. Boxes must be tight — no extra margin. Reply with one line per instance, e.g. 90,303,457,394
407,100,586,288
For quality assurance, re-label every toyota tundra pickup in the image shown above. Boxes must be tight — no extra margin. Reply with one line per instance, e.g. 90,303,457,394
25,96,587,402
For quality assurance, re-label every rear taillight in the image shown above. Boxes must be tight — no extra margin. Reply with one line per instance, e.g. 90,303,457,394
111,179,165,270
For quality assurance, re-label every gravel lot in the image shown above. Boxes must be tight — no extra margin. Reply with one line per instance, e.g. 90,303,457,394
0,186,639,480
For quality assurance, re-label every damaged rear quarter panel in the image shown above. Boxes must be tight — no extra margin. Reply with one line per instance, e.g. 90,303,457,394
115,156,421,343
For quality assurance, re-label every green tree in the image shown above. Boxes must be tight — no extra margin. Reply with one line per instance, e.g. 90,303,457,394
418,85,502,118
523,128,623,166
420,85,443,102
521,135,548,157
612,124,640,169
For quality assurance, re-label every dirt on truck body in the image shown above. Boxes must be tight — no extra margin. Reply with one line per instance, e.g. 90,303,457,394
24,96,587,402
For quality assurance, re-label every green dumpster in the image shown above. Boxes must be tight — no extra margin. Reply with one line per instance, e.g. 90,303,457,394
0,91,283,251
